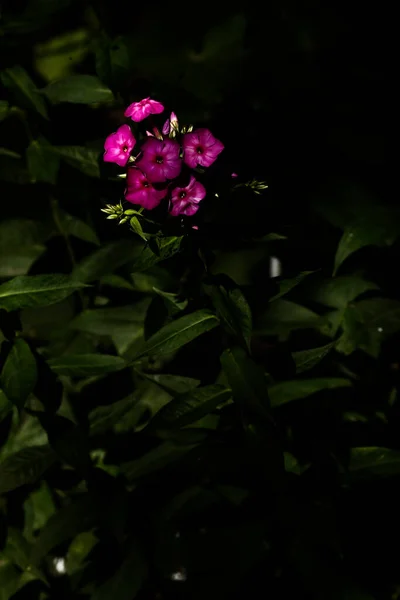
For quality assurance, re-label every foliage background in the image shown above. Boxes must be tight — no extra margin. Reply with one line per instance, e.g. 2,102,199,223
0,1,394,599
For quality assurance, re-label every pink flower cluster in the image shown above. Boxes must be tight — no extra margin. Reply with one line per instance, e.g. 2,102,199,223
103,97,224,217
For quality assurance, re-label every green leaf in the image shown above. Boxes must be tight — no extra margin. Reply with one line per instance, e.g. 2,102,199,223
270,271,315,301
310,274,379,309
51,146,100,177
47,354,126,377
56,210,100,245
292,343,335,373
89,394,138,436
206,283,252,350
336,298,400,358
91,541,147,600
72,240,140,283
0,274,86,311
347,447,400,479
70,301,148,355
139,373,200,395
31,493,105,565
255,299,322,337
150,384,232,430
41,75,113,104
333,210,400,274
35,28,91,83
0,100,10,121
0,219,47,277
23,482,56,537
130,237,183,272
131,309,219,360
26,138,60,184
152,287,187,314
0,562,19,600
0,339,37,409
0,148,21,159
121,441,196,481
129,217,147,242
3,527,47,583
220,347,270,416
0,446,56,495
268,378,351,408
0,66,48,119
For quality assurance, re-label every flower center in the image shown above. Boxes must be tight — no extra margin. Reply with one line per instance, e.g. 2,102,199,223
179,191,187,199
155,155,163,164
196,146,203,154
122,145,128,152
143,180,150,188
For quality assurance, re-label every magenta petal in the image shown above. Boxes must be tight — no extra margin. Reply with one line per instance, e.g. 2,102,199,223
124,97,164,122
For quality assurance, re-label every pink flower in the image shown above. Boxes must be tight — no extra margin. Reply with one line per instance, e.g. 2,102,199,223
162,112,179,137
125,168,167,210
169,175,206,217
124,97,164,122
182,128,224,169
103,124,136,167
137,137,181,183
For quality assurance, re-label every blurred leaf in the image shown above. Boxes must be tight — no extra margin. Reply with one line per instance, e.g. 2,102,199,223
47,354,126,377
50,146,100,177
0,274,86,311
42,75,113,105
336,298,400,357
0,339,37,409
31,493,105,565
0,219,48,278
26,138,60,184
3,528,46,583
0,446,56,495
150,384,231,431
34,29,91,82
56,210,99,245
130,267,175,293
0,148,21,159
101,274,134,290
221,346,270,415
152,287,187,314
34,414,90,471
0,153,30,184
24,482,56,537
94,34,131,88
310,275,378,309
268,378,351,407
347,447,400,479
70,301,148,355
91,541,147,600
0,66,48,119
255,299,322,337
292,343,335,373
130,237,183,272
132,310,219,360
0,101,10,121
270,271,315,301
122,441,196,481
72,240,140,283
66,530,98,576
1,413,48,460
0,562,19,600
206,282,252,350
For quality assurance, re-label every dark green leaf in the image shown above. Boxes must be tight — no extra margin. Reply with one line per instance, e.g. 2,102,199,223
139,373,200,395
42,75,113,104
220,347,270,415
89,394,138,436
270,271,315,301
66,530,98,576
152,287,187,314
347,447,400,479
0,562,19,600
47,354,126,377
91,541,147,600
51,146,100,177
121,441,196,481
0,220,48,278
0,446,56,495
268,378,351,407
130,237,183,272
131,310,219,360
0,101,10,122
292,343,335,373
31,493,105,565
207,283,252,350
56,210,100,245
310,274,378,309
0,66,48,119
0,339,37,409
255,299,322,337
72,240,140,283
3,528,47,583
0,148,21,159
26,138,60,184
129,217,147,242
0,274,86,311
150,384,232,430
